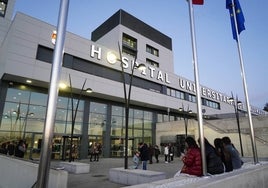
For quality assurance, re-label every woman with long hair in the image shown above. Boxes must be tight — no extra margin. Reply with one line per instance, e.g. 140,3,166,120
175,137,202,177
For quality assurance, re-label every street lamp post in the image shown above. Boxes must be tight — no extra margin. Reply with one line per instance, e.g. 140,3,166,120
179,104,192,138
229,92,244,157
108,43,146,169
121,54,145,169
68,75,92,162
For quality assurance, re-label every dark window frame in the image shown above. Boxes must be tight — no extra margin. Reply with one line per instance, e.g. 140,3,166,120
146,44,159,57
0,0,8,17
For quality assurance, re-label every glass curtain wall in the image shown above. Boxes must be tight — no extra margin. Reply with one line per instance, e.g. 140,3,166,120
1,86,154,159
0,86,84,159
88,102,107,157
110,105,153,157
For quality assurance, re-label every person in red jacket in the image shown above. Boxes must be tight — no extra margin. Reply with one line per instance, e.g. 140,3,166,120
179,137,202,176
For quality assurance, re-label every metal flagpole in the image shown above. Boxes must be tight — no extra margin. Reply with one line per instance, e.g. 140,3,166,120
187,0,207,175
35,0,69,187
230,0,258,164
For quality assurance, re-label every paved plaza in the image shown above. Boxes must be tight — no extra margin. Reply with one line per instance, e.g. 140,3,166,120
52,156,182,188
51,157,262,188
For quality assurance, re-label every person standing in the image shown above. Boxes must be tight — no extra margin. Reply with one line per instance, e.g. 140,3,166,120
139,142,149,170
71,144,78,161
169,143,175,162
154,145,160,163
164,144,170,163
148,144,154,164
95,143,102,162
15,140,26,158
89,143,95,162
132,151,140,169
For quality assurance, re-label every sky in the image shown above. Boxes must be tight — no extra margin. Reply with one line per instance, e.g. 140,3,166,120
13,0,268,109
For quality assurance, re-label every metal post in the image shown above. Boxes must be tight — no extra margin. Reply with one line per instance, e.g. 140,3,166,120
117,43,135,169
184,114,188,138
236,105,244,157
68,76,87,162
35,0,69,187
187,0,207,175
230,0,258,163
230,92,244,157
117,43,145,169
179,104,189,137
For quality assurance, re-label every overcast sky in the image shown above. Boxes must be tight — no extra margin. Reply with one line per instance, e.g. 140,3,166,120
13,0,268,109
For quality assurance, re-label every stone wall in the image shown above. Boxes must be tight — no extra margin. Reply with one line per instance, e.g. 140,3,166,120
0,155,68,188
156,115,268,158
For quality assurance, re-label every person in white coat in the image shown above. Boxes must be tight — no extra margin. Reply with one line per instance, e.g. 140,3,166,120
164,144,170,163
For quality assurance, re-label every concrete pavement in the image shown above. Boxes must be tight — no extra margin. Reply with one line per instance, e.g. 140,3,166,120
52,156,183,188
52,157,263,188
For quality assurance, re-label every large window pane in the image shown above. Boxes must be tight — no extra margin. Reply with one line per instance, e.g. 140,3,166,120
6,88,30,103
133,118,142,129
30,92,47,105
88,102,107,135
144,111,152,121
144,121,152,129
111,106,123,136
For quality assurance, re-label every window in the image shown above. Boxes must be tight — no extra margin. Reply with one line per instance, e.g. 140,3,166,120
122,33,137,57
176,90,185,99
146,58,159,68
166,87,185,100
122,33,137,49
36,45,53,63
170,89,176,97
166,88,171,96
202,98,220,109
0,0,8,17
146,44,159,57
188,94,196,103
88,102,107,135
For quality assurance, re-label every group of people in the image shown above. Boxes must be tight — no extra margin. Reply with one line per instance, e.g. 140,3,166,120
164,143,175,163
176,136,243,177
132,142,161,170
0,140,26,158
89,142,102,162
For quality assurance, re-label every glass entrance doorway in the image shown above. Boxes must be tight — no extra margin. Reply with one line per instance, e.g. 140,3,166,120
29,134,80,160
110,137,134,157
29,133,42,160
60,136,80,161
88,135,103,156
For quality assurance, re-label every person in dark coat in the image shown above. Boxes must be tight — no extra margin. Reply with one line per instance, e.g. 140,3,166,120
202,138,224,175
139,142,149,170
0,143,7,155
14,140,26,158
148,144,154,164
169,143,175,161
222,136,242,170
214,138,233,172
154,145,160,163
179,137,202,176
7,141,15,156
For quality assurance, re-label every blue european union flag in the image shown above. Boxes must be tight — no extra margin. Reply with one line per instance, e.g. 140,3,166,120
226,0,245,41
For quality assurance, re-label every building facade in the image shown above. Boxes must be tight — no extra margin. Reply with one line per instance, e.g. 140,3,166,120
0,0,266,160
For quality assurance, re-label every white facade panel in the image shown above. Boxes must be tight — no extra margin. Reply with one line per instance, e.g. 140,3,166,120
0,6,266,117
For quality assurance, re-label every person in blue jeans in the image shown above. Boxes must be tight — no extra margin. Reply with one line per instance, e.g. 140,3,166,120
139,142,149,170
